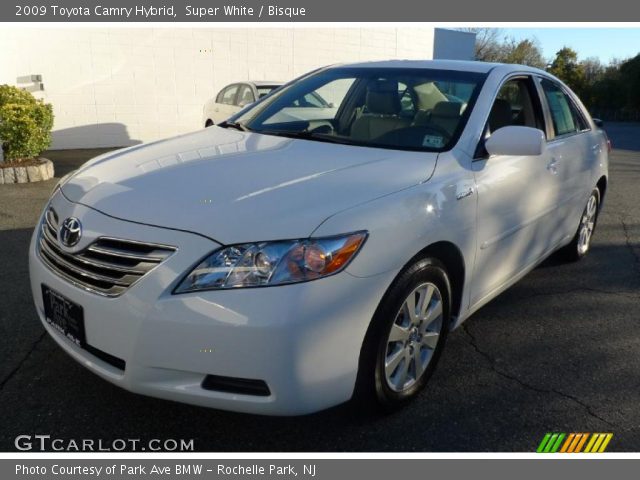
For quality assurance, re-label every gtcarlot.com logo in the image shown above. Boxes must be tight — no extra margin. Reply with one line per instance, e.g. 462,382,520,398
14,435,194,452
536,433,613,453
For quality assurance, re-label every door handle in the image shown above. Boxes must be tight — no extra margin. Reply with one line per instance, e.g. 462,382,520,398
547,158,558,175
456,186,474,201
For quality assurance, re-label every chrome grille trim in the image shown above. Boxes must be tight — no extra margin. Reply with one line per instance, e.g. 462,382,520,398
38,207,176,297
86,244,169,262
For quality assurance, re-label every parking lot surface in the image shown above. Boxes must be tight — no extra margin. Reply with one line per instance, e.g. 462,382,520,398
1,124,639,451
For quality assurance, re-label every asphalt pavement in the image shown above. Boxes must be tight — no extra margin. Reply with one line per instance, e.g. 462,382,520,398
1,124,639,452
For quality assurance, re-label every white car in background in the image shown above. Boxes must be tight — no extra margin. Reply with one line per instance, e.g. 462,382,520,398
30,60,608,416
203,81,282,127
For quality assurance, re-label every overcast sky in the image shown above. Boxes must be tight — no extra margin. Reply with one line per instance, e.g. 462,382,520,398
503,28,640,64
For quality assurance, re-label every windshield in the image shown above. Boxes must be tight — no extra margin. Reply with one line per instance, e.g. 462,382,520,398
235,67,486,152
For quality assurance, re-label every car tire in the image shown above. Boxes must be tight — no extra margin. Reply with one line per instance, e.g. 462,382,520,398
353,257,451,413
561,188,601,262
205,120,214,128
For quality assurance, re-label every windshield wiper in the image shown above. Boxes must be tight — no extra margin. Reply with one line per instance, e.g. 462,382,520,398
258,130,355,146
218,120,251,132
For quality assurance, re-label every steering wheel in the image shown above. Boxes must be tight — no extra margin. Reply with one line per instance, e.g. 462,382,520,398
308,123,334,135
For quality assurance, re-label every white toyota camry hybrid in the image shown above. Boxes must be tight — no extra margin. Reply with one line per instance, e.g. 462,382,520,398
29,60,609,415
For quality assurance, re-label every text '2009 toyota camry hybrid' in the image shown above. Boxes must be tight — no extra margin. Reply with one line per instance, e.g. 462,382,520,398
29,60,609,415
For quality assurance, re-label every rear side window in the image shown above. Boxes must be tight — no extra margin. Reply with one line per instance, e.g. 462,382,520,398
218,85,239,105
236,85,255,107
539,79,588,137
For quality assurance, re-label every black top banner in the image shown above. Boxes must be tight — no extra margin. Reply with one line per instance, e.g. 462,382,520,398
4,0,640,22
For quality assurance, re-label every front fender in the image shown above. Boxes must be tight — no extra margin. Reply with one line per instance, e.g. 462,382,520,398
311,151,477,317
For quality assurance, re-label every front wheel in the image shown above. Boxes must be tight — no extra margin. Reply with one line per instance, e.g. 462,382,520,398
354,258,451,412
562,188,600,261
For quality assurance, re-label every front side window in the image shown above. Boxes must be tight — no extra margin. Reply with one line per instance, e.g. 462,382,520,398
539,78,588,137
234,67,486,152
487,77,544,134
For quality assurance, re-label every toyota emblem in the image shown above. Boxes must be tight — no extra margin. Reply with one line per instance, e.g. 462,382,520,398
59,217,82,248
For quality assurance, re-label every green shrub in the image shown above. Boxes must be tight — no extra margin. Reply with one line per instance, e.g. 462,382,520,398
0,85,54,162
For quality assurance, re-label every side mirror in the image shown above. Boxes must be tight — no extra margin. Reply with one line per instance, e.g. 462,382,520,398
593,118,604,129
485,126,546,157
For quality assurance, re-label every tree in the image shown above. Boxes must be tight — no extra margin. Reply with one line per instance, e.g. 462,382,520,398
458,28,503,62
547,47,587,96
501,38,546,69
0,85,54,162
581,57,605,85
460,29,545,68
586,60,625,114
578,57,606,107
619,54,640,111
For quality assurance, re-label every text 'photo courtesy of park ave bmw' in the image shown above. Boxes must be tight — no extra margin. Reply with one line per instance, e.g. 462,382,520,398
2,24,640,453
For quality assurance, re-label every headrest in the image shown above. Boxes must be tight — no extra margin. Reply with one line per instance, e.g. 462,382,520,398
366,80,401,115
489,99,513,132
432,101,463,118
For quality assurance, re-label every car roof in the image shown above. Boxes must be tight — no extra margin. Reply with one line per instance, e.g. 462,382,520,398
330,59,546,75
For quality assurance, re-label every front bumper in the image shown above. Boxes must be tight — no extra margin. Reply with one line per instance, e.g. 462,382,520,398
29,192,393,415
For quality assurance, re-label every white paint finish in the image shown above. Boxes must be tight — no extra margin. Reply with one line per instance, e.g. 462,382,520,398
28,61,607,415
0,27,472,149
485,126,546,157
471,149,559,305
29,192,395,415
61,126,438,244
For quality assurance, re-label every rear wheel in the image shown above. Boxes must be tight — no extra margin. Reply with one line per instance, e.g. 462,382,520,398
354,258,451,412
561,188,600,261
205,119,214,128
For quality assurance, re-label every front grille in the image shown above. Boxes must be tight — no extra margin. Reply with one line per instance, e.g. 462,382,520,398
38,207,176,296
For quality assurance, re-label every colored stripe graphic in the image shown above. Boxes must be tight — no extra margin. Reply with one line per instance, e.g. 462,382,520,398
568,433,582,453
537,433,552,453
537,433,613,453
550,433,566,452
560,433,575,453
584,433,598,453
598,433,613,453
575,433,589,452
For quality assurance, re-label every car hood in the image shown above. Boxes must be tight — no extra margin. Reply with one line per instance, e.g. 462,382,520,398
62,127,437,244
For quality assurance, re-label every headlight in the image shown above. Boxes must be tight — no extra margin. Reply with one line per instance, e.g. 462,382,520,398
174,231,367,293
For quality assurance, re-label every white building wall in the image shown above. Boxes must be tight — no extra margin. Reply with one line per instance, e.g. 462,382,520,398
0,27,471,150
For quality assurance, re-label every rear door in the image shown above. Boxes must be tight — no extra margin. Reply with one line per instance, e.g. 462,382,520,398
537,77,594,241
471,75,559,306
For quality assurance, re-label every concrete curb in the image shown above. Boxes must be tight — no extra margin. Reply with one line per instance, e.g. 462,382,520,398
0,157,55,184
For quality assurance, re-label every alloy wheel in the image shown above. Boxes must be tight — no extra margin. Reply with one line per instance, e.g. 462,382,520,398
577,192,598,255
384,282,444,392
